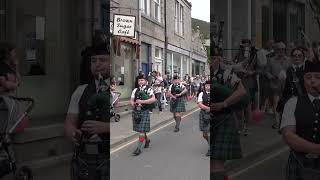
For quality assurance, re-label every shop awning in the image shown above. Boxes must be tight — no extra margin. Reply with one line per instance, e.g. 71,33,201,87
119,36,139,45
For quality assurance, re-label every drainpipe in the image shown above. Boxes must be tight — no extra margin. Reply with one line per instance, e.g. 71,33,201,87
164,0,168,75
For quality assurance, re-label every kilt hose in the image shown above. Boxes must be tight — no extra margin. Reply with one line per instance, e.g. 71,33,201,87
211,113,242,160
199,110,210,133
170,97,186,113
132,110,151,133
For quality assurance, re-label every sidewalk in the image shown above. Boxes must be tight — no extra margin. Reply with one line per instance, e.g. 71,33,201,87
110,99,199,148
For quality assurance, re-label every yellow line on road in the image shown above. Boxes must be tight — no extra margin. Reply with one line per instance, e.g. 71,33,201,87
110,108,200,154
229,147,289,179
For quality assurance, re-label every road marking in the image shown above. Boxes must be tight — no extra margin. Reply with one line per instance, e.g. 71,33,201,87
110,108,200,154
229,147,289,179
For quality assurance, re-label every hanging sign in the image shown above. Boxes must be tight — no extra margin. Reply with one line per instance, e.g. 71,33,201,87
113,14,136,38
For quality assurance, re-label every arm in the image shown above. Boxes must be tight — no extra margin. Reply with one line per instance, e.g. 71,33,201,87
282,126,320,155
223,81,246,107
64,113,80,142
141,94,156,104
198,102,210,110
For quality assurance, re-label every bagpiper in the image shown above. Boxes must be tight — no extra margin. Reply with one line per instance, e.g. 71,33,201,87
130,74,156,156
281,60,320,180
197,80,211,156
167,75,188,132
210,49,247,180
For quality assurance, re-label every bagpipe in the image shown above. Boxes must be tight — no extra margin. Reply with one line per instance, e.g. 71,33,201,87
134,86,155,111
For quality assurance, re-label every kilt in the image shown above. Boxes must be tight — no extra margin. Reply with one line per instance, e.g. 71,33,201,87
286,151,320,180
170,97,186,113
211,113,242,160
199,110,210,132
132,110,150,133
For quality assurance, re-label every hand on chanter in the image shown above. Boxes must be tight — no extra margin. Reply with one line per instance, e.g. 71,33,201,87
211,102,225,112
81,120,108,134
71,129,82,146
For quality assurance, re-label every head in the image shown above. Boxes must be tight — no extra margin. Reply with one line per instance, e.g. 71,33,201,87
0,42,17,65
265,40,274,50
304,61,320,97
172,75,180,84
90,44,110,79
204,81,210,92
211,55,221,71
137,74,147,87
290,47,305,65
274,42,286,58
152,71,157,77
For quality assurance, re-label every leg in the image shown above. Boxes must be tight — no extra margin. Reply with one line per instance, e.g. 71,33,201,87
144,132,151,148
272,95,280,128
174,112,181,132
211,160,227,180
203,132,210,156
133,132,145,156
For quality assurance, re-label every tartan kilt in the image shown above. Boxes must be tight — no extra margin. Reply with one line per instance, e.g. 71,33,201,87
211,113,242,160
170,97,186,113
132,110,150,132
286,151,320,180
199,110,210,132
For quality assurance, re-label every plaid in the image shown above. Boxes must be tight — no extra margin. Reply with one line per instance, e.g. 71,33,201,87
170,97,186,113
211,114,242,160
199,110,210,132
132,110,150,132
286,151,320,180
72,154,108,180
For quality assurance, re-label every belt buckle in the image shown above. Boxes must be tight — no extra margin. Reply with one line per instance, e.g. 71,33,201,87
84,144,99,155
305,153,319,159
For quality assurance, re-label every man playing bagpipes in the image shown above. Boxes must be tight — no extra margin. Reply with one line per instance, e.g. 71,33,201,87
281,60,320,180
130,74,156,156
197,80,211,157
65,44,110,180
277,47,306,130
167,75,188,132
210,48,247,180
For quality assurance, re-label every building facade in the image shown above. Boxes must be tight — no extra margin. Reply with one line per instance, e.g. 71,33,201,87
191,28,208,76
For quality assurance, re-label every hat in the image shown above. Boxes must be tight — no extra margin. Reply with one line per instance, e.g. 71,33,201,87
90,43,110,56
137,74,147,80
304,60,320,73
204,80,210,85
173,75,180,80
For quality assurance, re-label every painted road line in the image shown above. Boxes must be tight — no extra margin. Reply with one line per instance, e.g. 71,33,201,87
229,147,289,179
110,108,200,154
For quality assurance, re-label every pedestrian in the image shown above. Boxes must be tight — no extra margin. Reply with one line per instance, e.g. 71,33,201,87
64,44,109,180
0,42,20,96
210,49,246,180
135,70,144,89
197,80,211,156
152,73,163,112
130,74,156,156
280,60,320,180
266,42,291,129
277,47,306,129
167,75,188,132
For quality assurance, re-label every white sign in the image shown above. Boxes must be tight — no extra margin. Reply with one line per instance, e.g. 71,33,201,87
110,22,113,34
113,14,136,37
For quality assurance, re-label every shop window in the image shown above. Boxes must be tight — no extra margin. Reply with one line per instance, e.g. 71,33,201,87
155,47,162,60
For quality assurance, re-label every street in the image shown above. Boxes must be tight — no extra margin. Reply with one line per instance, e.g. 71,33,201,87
231,148,289,180
110,109,210,180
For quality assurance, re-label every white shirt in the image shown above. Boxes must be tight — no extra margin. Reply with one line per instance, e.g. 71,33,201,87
280,94,320,130
131,86,154,99
168,83,185,92
197,91,210,103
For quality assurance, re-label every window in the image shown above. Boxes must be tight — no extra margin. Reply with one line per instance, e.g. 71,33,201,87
155,47,162,60
174,1,184,36
154,0,161,22
140,0,150,15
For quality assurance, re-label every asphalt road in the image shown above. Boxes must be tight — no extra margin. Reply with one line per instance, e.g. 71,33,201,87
110,109,210,180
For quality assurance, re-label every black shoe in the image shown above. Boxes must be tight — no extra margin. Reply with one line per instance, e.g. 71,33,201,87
206,149,210,157
133,148,142,156
174,128,180,132
144,139,150,148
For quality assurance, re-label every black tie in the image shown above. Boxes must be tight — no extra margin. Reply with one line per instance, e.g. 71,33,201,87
313,99,320,113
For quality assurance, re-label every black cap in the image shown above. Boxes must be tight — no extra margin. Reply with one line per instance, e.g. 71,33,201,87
137,74,147,80
90,43,109,56
204,80,210,85
304,60,320,73
173,75,180,80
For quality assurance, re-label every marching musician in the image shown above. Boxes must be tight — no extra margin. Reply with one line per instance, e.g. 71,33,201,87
281,60,320,180
277,47,306,127
130,74,156,156
167,75,188,132
210,49,246,180
197,80,211,156
64,44,109,179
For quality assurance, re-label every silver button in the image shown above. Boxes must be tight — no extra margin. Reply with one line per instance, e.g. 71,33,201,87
315,127,318,131
316,113,319,116
313,135,316,139
315,120,319,124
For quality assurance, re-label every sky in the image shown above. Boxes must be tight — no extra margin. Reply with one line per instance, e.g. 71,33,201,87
188,0,210,22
